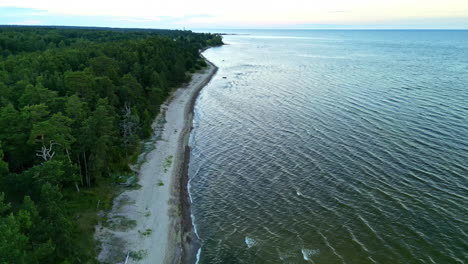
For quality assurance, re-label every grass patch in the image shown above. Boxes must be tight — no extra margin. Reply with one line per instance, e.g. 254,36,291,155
127,140,143,164
163,155,173,173
104,215,137,231
138,228,153,236
113,172,137,187
129,250,148,260
65,178,119,263
116,195,135,210
197,59,207,67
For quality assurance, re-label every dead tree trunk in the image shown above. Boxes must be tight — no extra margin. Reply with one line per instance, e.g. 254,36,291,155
83,152,90,187
121,102,138,159
36,141,58,161
77,153,83,186
65,148,72,162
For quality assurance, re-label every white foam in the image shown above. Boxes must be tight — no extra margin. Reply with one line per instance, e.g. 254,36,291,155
301,248,320,261
195,248,201,264
245,237,258,248
188,177,201,263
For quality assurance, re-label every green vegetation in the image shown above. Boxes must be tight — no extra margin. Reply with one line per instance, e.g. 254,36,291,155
163,155,174,173
129,249,148,260
104,215,137,231
138,228,153,237
0,26,222,263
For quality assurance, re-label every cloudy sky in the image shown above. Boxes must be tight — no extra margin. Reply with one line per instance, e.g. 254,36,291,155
1,0,468,29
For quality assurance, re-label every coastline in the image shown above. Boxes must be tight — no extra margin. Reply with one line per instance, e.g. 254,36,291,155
95,54,217,264
177,55,218,264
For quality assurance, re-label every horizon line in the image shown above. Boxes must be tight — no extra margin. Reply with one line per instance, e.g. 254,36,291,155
1,24,468,31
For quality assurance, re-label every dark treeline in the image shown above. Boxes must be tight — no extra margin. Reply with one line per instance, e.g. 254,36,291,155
0,26,222,263
0,26,223,56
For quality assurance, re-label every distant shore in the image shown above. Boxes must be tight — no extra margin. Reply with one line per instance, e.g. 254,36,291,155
95,54,217,264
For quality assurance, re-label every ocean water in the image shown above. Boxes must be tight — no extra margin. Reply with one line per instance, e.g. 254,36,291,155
188,30,468,264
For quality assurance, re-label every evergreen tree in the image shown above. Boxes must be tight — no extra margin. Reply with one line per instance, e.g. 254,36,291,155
0,26,223,263
82,99,118,181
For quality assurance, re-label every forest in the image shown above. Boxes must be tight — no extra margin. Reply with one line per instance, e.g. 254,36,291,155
0,26,223,263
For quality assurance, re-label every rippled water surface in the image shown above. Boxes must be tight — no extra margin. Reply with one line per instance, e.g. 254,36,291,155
189,30,468,263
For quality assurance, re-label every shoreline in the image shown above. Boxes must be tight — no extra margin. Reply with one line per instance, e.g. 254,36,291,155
177,56,218,264
95,53,217,264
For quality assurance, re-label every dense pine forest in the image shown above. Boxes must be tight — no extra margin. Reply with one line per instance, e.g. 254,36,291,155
0,26,222,263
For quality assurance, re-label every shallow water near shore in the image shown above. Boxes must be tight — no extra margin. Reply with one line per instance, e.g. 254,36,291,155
189,30,468,263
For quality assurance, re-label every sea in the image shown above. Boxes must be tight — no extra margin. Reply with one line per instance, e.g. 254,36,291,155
188,30,468,264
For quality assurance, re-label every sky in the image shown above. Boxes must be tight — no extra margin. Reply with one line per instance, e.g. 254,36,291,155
0,0,468,29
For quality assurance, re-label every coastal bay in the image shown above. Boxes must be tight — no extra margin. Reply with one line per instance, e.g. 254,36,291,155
2,2,466,264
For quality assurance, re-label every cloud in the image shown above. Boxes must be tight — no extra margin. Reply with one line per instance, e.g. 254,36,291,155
328,10,351,13
0,6,47,16
8,19,42,25
112,14,217,26
0,1,467,29
114,17,163,23
0,6,220,29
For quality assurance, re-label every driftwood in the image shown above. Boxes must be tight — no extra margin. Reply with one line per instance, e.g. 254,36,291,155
124,252,130,264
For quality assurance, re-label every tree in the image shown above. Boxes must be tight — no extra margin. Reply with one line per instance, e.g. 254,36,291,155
63,71,95,102
37,183,73,260
0,213,30,263
64,95,88,123
0,142,8,176
0,26,223,263
0,104,33,170
20,196,55,263
81,98,118,182
21,104,50,125
121,102,139,156
29,113,75,161
18,83,58,108
0,82,14,106
0,192,10,215
119,73,144,108
93,76,118,106
0,193,33,264
89,55,119,82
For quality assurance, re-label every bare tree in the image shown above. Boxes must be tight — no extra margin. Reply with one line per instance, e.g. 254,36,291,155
36,141,58,161
120,102,138,157
36,141,80,192
83,152,90,187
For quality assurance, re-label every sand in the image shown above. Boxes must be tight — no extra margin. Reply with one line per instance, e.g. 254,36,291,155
95,58,217,264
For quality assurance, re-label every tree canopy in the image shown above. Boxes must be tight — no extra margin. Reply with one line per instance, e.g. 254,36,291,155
0,26,222,264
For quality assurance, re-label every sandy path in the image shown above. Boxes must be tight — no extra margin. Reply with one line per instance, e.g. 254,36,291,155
96,59,217,264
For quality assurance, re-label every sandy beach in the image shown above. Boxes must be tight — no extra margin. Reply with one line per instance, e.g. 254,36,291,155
96,57,217,264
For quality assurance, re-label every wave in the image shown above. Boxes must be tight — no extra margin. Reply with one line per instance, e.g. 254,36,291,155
301,248,320,261
245,237,258,248
190,30,468,263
